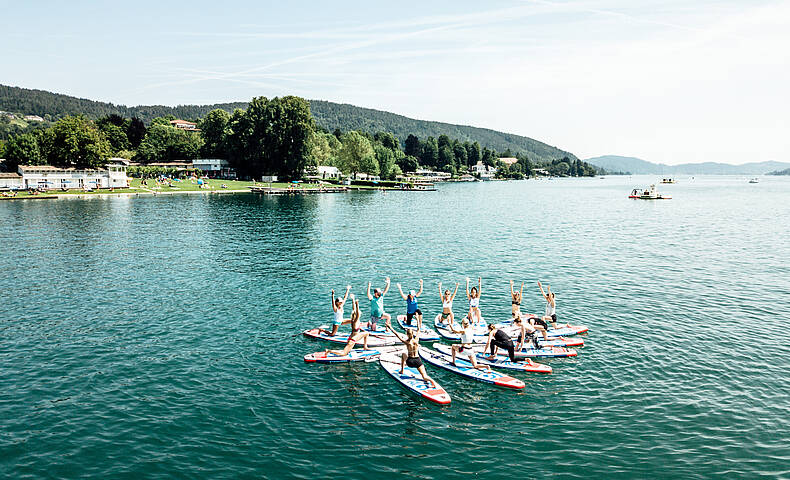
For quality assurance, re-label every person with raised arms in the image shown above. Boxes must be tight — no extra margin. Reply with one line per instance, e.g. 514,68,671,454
367,277,391,332
466,277,482,324
535,281,558,330
484,323,518,362
510,280,524,318
449,316,490,371
438,281,460,326
397,279,423,328
318,285,352,336
384,318,436,388
325,296,370,356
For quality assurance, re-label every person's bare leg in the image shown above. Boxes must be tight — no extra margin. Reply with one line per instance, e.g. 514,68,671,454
470,353,491,372
451,345,458,365
418,366,436,388
400,352,406,374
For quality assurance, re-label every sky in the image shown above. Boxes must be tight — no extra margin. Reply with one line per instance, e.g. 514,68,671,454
3,0,789,165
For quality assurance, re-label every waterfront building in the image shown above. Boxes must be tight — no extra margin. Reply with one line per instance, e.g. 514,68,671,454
471,161,497,180
414,169,451,181
498,157,518,166
192,159,236,179
0,172,23,190
16,159,129,190
146,162,193,171
316,166,342,180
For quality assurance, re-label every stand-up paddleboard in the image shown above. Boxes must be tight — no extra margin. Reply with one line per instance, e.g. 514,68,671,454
379,352,451,405
508,345,578,359
302,328,399,347
434,313,485,330
497,317,588,337
435,326,489,342
499,326,584,347
431,343,552,373
396,315,440,341
304,346,401,363
419,348,525,389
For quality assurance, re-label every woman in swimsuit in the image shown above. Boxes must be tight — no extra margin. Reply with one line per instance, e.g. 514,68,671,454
438,282,459,326
510,280,524,318
319,285,351,336
466,277,482,324
449,316,490,371
536,281,558,329
514,314,549,345
326,296,370,356
384,319,436,388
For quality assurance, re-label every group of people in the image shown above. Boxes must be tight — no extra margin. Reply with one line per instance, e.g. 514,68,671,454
321,276,560,385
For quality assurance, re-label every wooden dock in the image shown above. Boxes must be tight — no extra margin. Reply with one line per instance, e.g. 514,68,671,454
249,186,349,195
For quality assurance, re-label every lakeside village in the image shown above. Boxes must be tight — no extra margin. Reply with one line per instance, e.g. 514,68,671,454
0,96,602,199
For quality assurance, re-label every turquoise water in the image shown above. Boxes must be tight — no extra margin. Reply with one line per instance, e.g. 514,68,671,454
2,176,789,479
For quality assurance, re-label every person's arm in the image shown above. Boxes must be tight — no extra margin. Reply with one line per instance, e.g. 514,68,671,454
547,285,554,306
331,289,337,312
519,282,524,298
416,279,423,297
384,320,407,343
382,277,391,295
483,331,494,353
538,281,547,299
478,277,482,296
342,285,351,304
397,283,407,300
438,282,443,302
510,280,515,297
466,277,471,299
517,325,525,350
452,283,459,300
367,282,373,300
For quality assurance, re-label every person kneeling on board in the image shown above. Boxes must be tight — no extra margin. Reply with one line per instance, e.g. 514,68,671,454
325,296,370,356
397,279,423,329
318,285,352,336
448,316,490,371
513,315,549,346
367,277,391,332
384,319,436,388
484,323,518,362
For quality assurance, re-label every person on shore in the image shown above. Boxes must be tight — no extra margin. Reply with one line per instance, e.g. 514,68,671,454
326,296,370,356
318,285,352,336
466,277,482,324
397,280,423,328
437,282,460,326
510,280,524,318
367,277,391,332
384,319,436,388
449,317,490,371
536,281,558,329
484,323,518,362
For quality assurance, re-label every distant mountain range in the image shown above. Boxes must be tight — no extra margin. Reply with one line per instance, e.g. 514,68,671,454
0,84,577,163
585,155,790,175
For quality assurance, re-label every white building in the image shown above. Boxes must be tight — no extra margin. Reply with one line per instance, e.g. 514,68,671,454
354,172,381,181
471,161,497,180
17,159,129,190
0,173,23,190
192,159,236,179
169,119,198,130
414,168,451,181
316,165,342,180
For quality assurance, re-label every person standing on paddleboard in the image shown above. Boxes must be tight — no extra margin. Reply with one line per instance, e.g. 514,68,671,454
397,280,423,328
438,281,460,326
326,296,370,356
536,281,558,329
367,277,391,332
510,280,524,318
449,317,490,371
319,285,352,336
384,319,436,388
466,277,482,324
484,323,518,362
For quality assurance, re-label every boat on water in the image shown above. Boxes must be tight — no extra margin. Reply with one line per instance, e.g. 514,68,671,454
629,184,672,200
749,178,759,184
661,178,676,184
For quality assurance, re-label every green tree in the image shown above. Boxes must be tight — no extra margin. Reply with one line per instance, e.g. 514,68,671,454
263,96,314,179
439,145,454,173
404,134,421,158
98,123,131,153
4,132,43,169
375,144,397,180
338,131,376,177
199,109,230,158
137,124,203,163
398,155,419,173
420,137,438,168
50,115,112,168
127,118,146,149
453,142,467,171
374,131,399,151
466,141,481,167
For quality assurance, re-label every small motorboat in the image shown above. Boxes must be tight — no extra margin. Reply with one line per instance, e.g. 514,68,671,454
660,178,676,184
749,178,759,184
629,184,672,200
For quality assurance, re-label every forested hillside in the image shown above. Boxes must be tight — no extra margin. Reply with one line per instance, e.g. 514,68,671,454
0,84,576,163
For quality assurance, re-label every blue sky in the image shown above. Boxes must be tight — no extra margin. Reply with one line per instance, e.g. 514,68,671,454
4,0,789,165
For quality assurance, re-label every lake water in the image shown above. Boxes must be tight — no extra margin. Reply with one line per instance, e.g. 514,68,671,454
2,176,789,479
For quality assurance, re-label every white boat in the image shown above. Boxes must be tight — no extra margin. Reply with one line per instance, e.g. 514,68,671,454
629,184,672,200
749,178,759,184
660,178,676,184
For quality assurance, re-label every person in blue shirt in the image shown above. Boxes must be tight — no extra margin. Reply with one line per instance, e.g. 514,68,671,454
397,279,423,329
366,277,391,331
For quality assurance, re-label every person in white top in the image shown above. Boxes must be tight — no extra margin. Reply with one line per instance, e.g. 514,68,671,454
448,316,490,371
437,281,459,326
319,285,351,336
466,277,482,324
534,281,558,329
